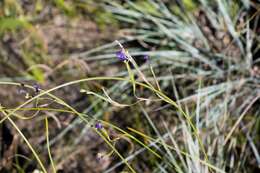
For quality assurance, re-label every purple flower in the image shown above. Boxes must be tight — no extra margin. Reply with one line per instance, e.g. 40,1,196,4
143,55,149,61
18,83,27,95
116,50,128,61
95,122,103,130
33,83,40,93
18,89,26,94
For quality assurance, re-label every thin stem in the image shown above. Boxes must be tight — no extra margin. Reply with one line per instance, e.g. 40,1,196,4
0,109,47,173
45,117,56,173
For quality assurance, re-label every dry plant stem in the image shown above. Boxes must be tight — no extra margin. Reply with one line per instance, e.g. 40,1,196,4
0,77,208,166
0,108,47,173
1,106,223,172
224,94,260,145
0,81,136,173
45,116,56,173
115,40,209,161
96,129,136,173
127,127,226,173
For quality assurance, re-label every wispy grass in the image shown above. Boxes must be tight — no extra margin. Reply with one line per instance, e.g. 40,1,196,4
1,0,259,172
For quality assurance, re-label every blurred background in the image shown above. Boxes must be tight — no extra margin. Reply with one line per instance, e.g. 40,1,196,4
0,0,259,173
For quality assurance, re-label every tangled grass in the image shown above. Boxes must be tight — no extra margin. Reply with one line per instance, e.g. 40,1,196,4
0,0,260,173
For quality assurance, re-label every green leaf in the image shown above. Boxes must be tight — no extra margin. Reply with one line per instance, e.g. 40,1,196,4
0,18,30,35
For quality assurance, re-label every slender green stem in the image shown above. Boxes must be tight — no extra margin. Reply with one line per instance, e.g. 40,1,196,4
45,117,56,173
0,109,47,173
96,129,137,173
0,77,208,164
